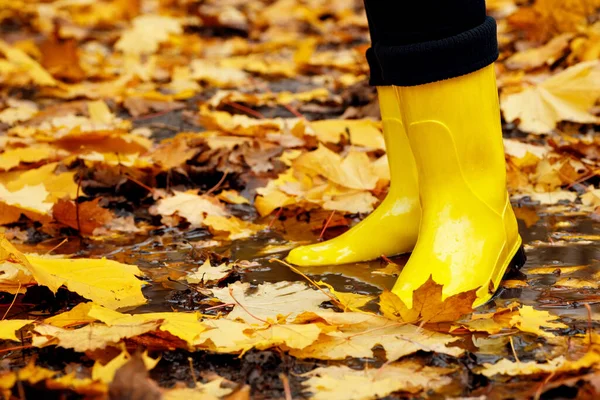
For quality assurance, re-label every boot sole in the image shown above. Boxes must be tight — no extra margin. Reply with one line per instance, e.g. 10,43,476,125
504,245,527,276
486,245,527,304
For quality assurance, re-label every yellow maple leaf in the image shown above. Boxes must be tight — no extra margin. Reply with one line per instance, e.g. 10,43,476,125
0,361,57,394
194,318,255,352
216,190,250,205
254,169,301,216
211,281,331,323
302,361,453,400
92,351,159,384
249,323,323,351
290,311,463,362
186,259,233,284
0,183,53,224
293,145,379,190
481,347,600,377
44,302,97,328
322,190,379,214
151,191,229,226
163,377,234,400
501,61,600,134
309,120,384,150
87,304,206,345
0,319,31,341
203,215,264,240
0,145,63,172
190,59,249,87
0,40,57,86
25,255,146,310
505,33,574,71
0,163,77,202
317,280,375,312
32,321,160,352
115,15,182,56
554,277,599,288
510,305,568,337
0,99,38,125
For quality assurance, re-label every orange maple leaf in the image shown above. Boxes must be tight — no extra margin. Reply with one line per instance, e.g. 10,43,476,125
379,277,477,324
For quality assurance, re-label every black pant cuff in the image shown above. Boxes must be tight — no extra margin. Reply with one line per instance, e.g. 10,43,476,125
367,16,499,87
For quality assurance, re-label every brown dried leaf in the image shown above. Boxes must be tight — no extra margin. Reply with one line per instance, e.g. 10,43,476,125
53,198,113,235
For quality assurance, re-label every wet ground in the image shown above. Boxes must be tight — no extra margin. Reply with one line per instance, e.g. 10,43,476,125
8,202,600,399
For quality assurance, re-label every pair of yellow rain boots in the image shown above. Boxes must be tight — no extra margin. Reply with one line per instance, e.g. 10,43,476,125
287,65,525,308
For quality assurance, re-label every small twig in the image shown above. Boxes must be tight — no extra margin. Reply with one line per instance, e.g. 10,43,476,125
188,357,197,386
584,303,593,349
282,103,303,119
225,101,265,119
204,303,235,311
44,238,68,255
205,172,228,196
132,108,174,122
75,173,83,234
228,287,269,324
509,336,520,363
318,210,336,241
125,173,154,193
268,207,284,229
1,283,21,320
380,254,394,264
270,258,339,305
0,344,33,354
534,371,555,400
279,373,292,400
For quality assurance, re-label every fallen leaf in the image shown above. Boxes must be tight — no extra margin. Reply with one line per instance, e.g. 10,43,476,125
302,361,453,400
32,321,160,352
317,281,375,312
53,198,113,235
116,15,182,56
87,305,206,345
211,281,330,323
163,376,234,400
186,259,233,284
0,319,31,341
554,277,600,288
92,351,159,384
39,38,85,81
309,120,384,150
379,277,476,324
481,347,600,376
0,40,57,86
109,352,162,400
505,33,574,71
510,305,568,337
203,215,264,240
294,145,379,190
291,311,463,362
151,191,229,226
502,61,600,133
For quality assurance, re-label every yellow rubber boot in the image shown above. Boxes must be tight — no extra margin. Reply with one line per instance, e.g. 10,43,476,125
286,87,421,266
393,65,524,308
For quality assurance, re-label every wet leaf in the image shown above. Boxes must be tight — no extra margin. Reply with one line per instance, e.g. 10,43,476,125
211,281,331,323
510,305,568,337
302,361,453,400
379,277,477,323
0,319,31,341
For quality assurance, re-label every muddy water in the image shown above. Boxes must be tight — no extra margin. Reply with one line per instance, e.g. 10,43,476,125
35,204,600,323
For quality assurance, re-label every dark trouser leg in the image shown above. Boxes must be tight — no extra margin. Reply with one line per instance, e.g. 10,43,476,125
363,0,498,86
